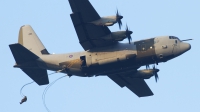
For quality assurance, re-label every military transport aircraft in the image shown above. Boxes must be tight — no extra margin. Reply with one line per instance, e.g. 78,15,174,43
9,0,192,97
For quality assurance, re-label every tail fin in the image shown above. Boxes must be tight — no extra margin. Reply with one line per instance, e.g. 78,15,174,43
18,25,49,56
9,43,49,85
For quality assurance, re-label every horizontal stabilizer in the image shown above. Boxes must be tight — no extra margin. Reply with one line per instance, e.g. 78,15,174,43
21,68,49,85
9,43,49,85
9,43,39,64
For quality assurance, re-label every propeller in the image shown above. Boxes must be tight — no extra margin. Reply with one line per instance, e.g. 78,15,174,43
153,65,159,82
116,9,123,29
125,24,133,44
181,39,193,41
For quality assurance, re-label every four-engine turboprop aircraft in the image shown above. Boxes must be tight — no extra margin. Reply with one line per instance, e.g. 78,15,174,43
9,0,191,97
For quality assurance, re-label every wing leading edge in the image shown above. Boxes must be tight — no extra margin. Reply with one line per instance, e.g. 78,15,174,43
108,74,153,97
69,0,117,50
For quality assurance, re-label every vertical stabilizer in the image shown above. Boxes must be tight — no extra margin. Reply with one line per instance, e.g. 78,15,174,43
18,25,49,56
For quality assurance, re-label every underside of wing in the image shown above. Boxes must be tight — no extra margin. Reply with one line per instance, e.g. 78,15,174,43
68,0,117,50
108,74,153,97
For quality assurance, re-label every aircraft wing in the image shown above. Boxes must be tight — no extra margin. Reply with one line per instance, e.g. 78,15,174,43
68,0,116,50
108,74,153,97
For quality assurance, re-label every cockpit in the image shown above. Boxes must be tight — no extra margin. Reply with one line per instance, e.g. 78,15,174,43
169,36,180,41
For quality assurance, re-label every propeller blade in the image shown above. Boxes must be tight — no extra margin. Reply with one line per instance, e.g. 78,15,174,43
126,24,128,31
155,73,159,82
153,65,159,82
181,39,193,41
128,35,132,44
116,9,123,30
118,19,122,29
116,9,119,17
125,24,133,44
153,65,155,70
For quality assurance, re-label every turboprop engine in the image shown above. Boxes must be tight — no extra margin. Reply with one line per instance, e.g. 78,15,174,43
89,10,123,29
133,69,159,81
101,25,133,44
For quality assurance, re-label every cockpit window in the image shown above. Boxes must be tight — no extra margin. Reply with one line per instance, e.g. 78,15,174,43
169,36,180,41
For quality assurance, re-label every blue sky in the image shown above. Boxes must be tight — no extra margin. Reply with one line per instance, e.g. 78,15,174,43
1,0,200,112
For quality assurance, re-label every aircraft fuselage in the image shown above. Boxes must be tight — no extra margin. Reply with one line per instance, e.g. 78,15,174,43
38,36,190,77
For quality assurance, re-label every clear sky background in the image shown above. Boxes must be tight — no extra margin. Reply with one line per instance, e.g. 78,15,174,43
1,0,200,112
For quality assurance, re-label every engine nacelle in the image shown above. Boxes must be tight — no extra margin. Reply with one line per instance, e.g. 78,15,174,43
101,31,127,41
89,16,117,26
132,69,159,79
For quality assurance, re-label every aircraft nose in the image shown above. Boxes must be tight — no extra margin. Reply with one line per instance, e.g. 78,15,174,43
179,42,191,54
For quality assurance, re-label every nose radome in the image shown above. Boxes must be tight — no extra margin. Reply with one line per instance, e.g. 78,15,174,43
180,42,191,54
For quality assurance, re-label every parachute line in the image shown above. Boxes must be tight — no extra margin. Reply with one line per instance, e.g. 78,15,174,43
19,71,59,103
42,75,67,112
20,81,34,97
